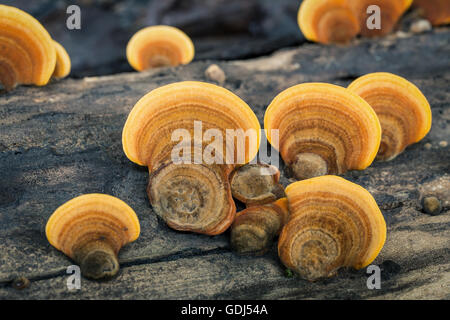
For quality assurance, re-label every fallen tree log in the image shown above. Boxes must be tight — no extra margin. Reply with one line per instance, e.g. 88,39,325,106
0,28,449,299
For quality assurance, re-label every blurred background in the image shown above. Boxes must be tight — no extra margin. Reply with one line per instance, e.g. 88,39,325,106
2,0,306,77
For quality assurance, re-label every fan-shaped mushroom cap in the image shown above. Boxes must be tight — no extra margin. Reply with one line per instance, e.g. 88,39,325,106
52,40,71,79
347,0,412,37
298,0,360,44
126,25,194,71
46,194,140,279
122,81,261,171
348,72,432,161
0,5,56,90
279,175,386,281
264,83,381,180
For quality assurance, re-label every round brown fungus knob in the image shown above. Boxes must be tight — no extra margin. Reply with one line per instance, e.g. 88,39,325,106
230,163,285,207
231,198,289,255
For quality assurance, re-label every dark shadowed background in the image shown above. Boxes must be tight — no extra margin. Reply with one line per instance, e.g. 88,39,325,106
2,0,305,77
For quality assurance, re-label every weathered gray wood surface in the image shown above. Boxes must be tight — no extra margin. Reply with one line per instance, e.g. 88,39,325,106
0,28,449,299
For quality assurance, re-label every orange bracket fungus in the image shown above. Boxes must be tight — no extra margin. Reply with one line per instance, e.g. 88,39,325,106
46,194,140,280
231,198,289,255
348,72,432,161
0,4,56,91
347,0,412,37
230,163,285,207
52,40,71,79
264,83,381,181
126,25,195,71
414,0,450,26
298,0,360,44
278,176,386,281
122,81,261,235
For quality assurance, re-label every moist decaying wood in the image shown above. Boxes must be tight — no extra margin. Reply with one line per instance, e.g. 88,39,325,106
0,29,449,299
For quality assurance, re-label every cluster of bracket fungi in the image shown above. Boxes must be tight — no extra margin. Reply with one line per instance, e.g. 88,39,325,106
299,0,450,44
0,2,443,282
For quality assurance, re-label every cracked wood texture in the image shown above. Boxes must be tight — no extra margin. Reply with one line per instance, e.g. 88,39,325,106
0,28,449,300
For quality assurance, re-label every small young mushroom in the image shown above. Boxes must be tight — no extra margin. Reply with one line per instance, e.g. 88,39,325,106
52,40,71,79
0,5,56,91
298,0,360,44
414,0,450,26
231,198,289,255
348,72,432,161
347,0,412,37
126,25,195,71
122,81,261,235
230,163,285,206
278,175,386,281
264,83,381,181
46,194,140,280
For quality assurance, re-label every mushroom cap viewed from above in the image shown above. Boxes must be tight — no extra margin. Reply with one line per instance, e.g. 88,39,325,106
264,83,381,181
279,175,387,281
0,4,56,91
122,81,261,170
126,25,195,71
46,194,140,280
298,0,360,44
348,72,432,161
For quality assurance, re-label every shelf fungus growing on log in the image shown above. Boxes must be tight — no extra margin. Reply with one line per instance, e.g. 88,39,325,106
297,0,360,44
414,0,450,26
347,0,412,37
52,40,71,79
0,4,56,91
126,25,195,71
231,198,289,255
348,72,432,161
122,81,261,235
278,176,386,281
264,83,381,181
46,194,140,280
230,163,285,206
